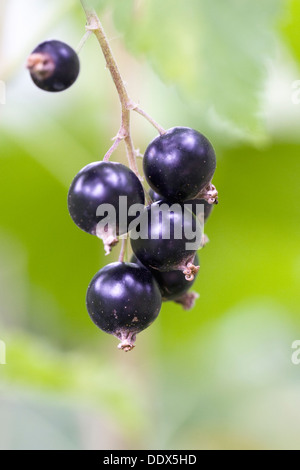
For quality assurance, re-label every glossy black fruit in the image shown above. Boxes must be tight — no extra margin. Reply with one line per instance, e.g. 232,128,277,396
185,198,213,223
130,201,202,279
131,253,199,301
143,127,216,201
68,161,145,252
26,40,80,92
86,262,162,351
149,189,213,223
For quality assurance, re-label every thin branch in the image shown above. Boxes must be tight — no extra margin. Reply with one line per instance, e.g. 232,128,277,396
80,1,165,172
76,29,92,54
132,105,166,135
103,136,122,162
80,1,140,176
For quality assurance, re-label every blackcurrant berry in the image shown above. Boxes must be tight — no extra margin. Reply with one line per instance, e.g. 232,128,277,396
186,198,213,223
68,161,145,253
131,253,199,302
149,189,213,223
26,40,80,92
143,127,216,201
130,201,201,280
86,262,162,351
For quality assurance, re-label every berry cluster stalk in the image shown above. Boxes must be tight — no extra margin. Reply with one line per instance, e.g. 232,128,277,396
80,0,165,179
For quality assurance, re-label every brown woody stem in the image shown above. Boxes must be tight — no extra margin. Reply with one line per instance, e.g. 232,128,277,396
80,1,165,175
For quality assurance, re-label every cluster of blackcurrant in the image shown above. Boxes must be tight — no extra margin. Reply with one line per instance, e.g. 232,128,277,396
27,37,218,352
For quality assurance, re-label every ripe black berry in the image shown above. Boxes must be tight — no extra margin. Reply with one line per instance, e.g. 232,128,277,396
149,189,213,223
26,40,80,92
185,198,213,223
86,262,162,351
68,161,145,253
130,201,201,280
131,253,199,302
143,127,216,201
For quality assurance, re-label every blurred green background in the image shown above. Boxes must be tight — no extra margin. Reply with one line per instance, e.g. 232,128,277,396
1,0,300,450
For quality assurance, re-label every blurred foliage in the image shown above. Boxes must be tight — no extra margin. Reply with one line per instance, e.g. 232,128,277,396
111,0,283,142
1,0,300,450
281,0,300,64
